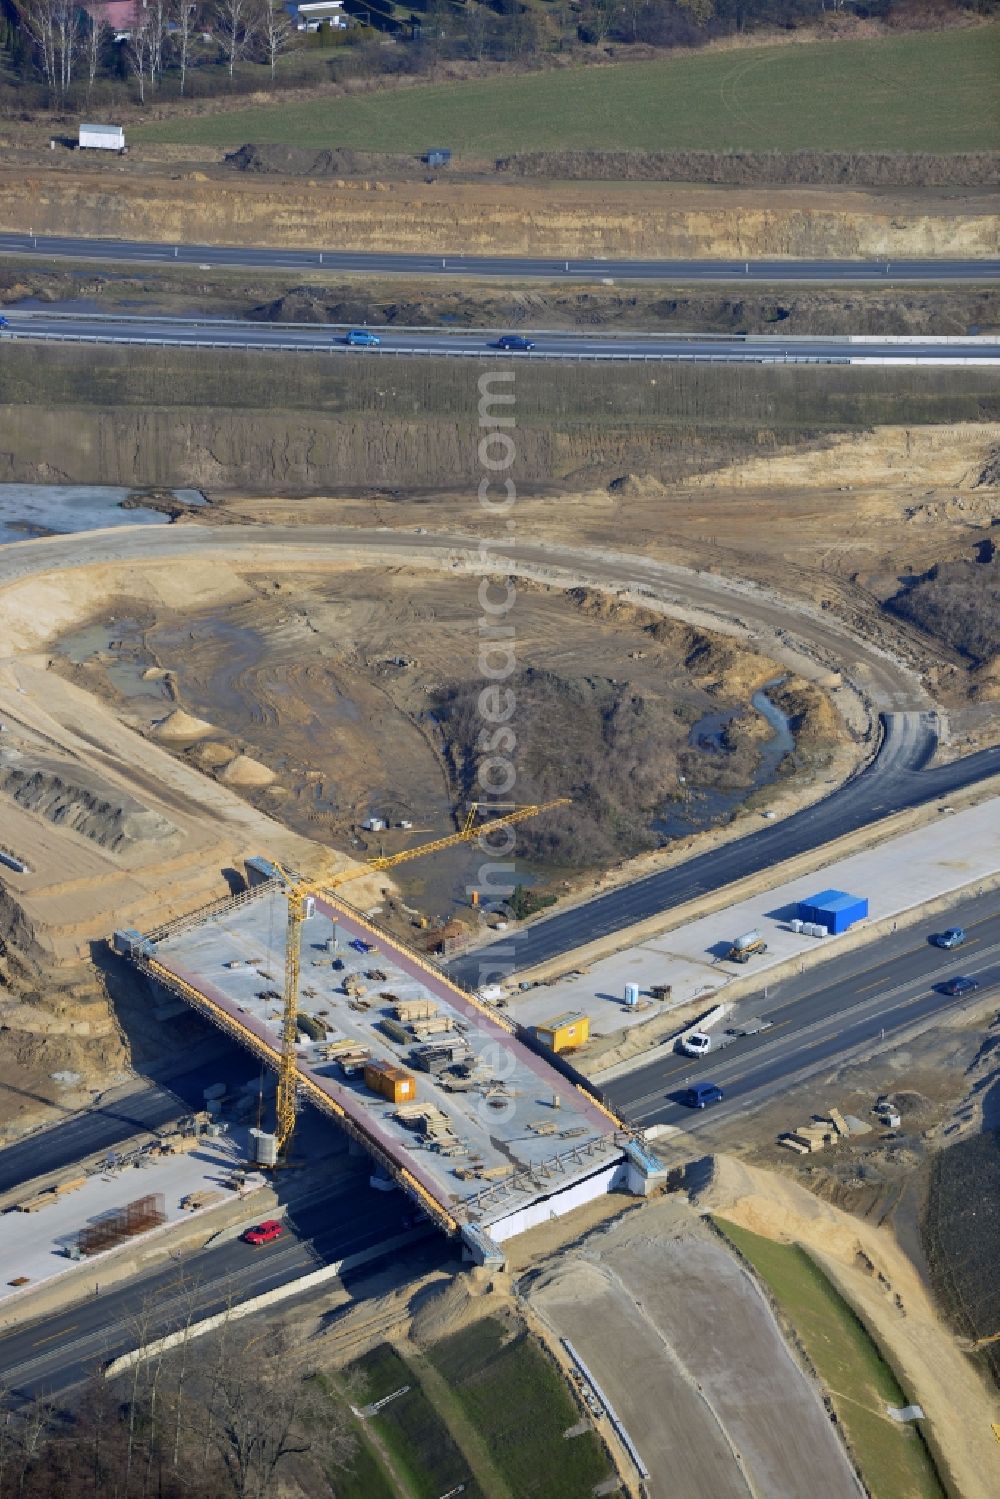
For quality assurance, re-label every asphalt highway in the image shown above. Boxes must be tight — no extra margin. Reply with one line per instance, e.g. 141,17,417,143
447,717,1000,984
0,1052,256,1198
2,899,993,1402
0,1169,422,1402
1,232,998,283
3,308,999,364
605,894,1000,1129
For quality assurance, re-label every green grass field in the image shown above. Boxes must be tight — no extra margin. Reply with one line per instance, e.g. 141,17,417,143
344,1344,485,1499
428,1316,614,1498
716,1221,945,1499
135,25,999,153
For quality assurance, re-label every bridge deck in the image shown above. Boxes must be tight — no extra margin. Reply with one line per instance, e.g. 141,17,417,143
140,883,622,1232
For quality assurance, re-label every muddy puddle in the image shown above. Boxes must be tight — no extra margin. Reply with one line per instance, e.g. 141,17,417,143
655,681,795,839
0,484,204,545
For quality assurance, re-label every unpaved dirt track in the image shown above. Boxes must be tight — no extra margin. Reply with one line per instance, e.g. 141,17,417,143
0,523,927,708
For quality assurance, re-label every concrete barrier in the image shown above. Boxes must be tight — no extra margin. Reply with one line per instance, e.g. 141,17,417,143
103,1226,431,1378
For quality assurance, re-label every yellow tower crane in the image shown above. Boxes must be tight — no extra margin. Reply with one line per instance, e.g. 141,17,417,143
274,798,570,1156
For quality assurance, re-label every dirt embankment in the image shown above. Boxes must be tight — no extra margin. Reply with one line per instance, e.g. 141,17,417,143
5,263,996,338
225,141,1000,189
248,283,999,337
0,163,995,259
2,343,999,493
494,148,1000,188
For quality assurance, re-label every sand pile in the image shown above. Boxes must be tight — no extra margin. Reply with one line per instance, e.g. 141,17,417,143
152,708,215,741
218,753,276,787
689,422,1000,492
687,1153,861,1262
188,741,237,769
408,1276,475,1348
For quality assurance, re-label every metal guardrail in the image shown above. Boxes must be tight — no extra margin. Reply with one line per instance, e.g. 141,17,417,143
562,1337,650,1480
13,329,999,364
5,330,862,364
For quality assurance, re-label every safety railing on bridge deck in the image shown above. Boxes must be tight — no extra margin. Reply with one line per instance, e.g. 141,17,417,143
140,954,459,1235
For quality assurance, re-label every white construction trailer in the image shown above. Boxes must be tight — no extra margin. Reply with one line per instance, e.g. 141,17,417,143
79,123,125,153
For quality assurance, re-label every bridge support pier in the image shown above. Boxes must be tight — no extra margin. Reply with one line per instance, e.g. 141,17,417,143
624,1137,672,1197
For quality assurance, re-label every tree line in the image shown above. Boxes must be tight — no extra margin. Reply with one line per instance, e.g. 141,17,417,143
3,0,299,106
1,0,995,110
1,1316,356,1499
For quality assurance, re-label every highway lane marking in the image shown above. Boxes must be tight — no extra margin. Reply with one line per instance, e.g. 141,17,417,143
32,1324,76,1347
620,976,992,1118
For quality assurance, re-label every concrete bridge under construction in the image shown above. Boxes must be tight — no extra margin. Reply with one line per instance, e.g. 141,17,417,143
116,862,663,1264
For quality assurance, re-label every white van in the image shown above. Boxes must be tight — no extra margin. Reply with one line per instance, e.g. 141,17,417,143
679,1031,712,1058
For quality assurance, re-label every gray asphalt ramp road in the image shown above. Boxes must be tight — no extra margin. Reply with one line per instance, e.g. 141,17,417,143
530,1205,861,1499
534,1259,752,1498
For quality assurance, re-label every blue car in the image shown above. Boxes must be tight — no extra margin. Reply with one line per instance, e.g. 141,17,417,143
939,976,978,997
345,329,380,348
0,315,8,329
681,1082,724,1109
932,927,966,949
494,334,535,351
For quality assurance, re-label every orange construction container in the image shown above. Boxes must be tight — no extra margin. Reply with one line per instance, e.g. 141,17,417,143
364,1060,417,1104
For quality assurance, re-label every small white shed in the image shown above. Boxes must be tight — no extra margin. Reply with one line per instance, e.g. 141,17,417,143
79,123,125,152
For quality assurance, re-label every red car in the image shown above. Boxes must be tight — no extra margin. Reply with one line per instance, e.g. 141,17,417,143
242,1219,284,1246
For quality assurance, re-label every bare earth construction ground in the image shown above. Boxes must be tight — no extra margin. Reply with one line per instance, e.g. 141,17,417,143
0,406,996,1137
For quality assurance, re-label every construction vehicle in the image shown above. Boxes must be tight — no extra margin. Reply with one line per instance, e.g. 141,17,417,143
725,929,767,963
271,798,570,1159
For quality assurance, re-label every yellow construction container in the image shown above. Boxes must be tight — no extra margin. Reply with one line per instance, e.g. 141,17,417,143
364,1060,417,1104
535,1012,590,1053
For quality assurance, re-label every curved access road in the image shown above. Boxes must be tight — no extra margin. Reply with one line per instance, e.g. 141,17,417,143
1,231,998,284
4,309,999,365
0,522,931,711
2,521,996,986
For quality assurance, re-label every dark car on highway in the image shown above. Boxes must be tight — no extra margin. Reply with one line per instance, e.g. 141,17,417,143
0,315,8,329
681,1082,724,1109
932,927,966,949
344,329,380,348
939,975,979,997
494,334,535,351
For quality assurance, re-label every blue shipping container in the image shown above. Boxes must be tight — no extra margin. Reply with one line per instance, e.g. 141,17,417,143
797,888,868,935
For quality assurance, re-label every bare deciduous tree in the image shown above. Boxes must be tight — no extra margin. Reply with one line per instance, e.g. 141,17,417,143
148,0,169,88
258,0,291,80
215,0,255,77
171,0,197,94
85,8,106,103
204,1327,350,1499
125,3,152,101
18,0,80,104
